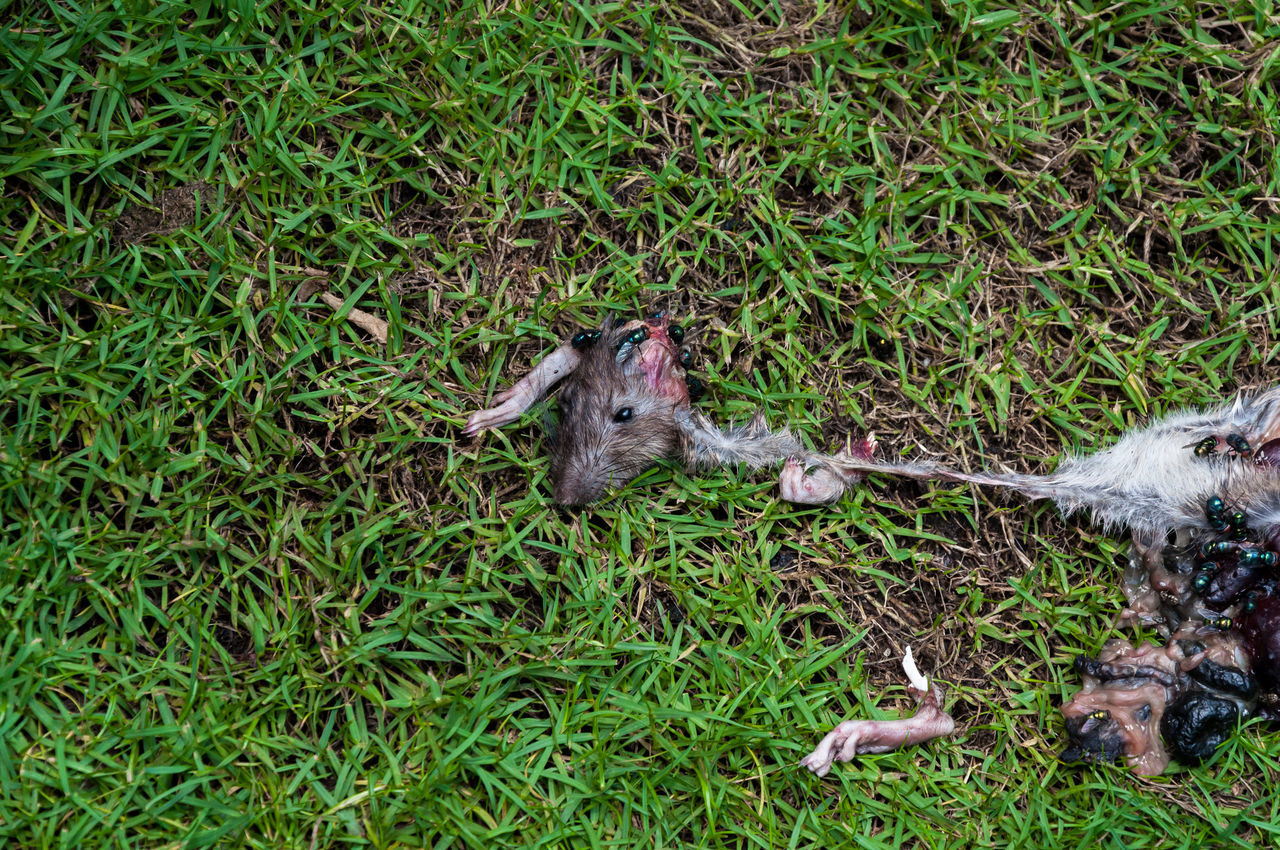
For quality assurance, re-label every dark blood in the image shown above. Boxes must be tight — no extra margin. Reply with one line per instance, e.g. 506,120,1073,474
1241,594,1280,689
1060,711,1126,766
1255,438,1280,468
1202,560,1265,606
1187,659,1256,700
1073,655,1175,687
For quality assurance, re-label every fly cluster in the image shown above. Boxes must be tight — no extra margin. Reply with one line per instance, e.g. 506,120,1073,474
1192,433,1253,459
1192,497,1279,610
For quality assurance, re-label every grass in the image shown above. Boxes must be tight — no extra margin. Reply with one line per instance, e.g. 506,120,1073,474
3,0,1280,846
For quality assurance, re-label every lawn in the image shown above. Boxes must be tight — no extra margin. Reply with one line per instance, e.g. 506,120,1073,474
4,0,1280,846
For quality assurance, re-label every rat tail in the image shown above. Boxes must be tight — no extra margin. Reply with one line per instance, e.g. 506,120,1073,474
825,451,1214,536
828,455,1062,500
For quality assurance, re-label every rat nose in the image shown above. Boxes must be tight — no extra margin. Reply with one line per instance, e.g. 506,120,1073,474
553,475,606,506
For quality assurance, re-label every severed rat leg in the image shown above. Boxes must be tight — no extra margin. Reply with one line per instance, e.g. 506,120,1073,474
462,343,582,436
800,647,955,777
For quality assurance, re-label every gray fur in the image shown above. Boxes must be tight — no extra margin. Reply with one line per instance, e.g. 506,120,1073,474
674,408,807,471
550,320,683,504
824,388,1280,538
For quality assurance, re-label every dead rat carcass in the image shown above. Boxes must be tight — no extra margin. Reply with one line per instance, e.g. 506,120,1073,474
785,388,1280,774
463,314,854,504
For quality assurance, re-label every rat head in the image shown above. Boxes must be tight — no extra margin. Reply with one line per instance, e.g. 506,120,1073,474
550,315,692,504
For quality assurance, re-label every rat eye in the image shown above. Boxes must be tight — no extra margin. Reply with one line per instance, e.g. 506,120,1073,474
614,407,633,423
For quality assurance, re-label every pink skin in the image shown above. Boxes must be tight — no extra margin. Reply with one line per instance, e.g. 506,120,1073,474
780,460,846,503
780,436,877,504
800,686,954,777
628,317,690,406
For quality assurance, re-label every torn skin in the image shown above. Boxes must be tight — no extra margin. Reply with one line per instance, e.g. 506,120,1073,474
801,647,955,778
1053,495,1276,774
1078,503,1277,774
